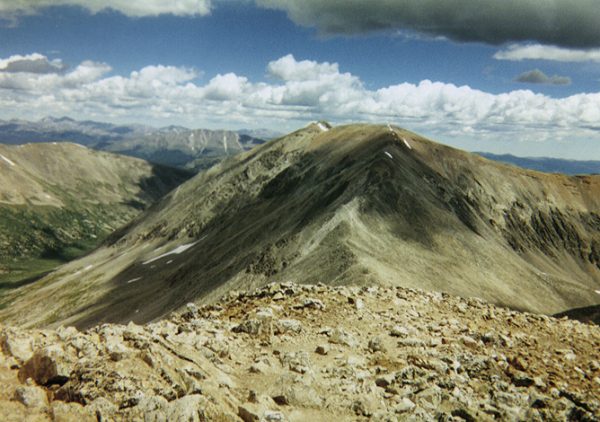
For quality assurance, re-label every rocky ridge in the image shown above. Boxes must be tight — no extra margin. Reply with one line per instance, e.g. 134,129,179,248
1,283,598,421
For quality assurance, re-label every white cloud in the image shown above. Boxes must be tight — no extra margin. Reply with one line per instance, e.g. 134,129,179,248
1,53,600,149
495,44,600,63
0,0,211,18
204,73,249,100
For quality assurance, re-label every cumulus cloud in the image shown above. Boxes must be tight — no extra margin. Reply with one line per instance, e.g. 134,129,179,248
0,0,211,18
256,0,600,48
495,44,600,63
0,53,67,74
515,69,571,86
1,53,600,147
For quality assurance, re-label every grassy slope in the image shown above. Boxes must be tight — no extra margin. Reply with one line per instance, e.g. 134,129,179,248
0,143,191,288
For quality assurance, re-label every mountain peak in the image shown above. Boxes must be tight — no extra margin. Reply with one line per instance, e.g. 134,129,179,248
1,124,600,329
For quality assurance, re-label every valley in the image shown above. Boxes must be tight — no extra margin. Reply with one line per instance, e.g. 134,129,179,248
0,142,191,288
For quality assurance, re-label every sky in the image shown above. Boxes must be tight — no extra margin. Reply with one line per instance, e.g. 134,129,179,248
1,1,600,159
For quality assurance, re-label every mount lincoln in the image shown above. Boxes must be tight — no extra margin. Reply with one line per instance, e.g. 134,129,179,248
1,123,599,328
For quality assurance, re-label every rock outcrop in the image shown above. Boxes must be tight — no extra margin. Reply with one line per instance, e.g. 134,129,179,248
1,283,598,421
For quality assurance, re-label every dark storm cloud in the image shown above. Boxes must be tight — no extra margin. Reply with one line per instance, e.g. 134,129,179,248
256,0,600,48
515,69,571,85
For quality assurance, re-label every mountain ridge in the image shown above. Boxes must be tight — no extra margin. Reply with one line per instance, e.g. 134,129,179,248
0,116,269,170
1,123,599,328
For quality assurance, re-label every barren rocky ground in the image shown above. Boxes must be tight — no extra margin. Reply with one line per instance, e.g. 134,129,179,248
1,282,598,421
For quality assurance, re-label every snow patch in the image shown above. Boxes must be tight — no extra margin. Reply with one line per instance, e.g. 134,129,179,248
0,154,15,166
387,123,393,131
402,138,412,150
143,241,199,265
317,122,329,132
74,264,94,276
126,277,142,284
384,151,393,159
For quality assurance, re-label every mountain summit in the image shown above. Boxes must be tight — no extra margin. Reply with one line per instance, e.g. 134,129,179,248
2,123,599,328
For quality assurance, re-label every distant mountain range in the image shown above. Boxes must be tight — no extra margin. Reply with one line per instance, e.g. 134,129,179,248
477,152,600,175
0,117,281,171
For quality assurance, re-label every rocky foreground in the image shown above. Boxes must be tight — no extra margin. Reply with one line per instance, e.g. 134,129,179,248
1,283,599,421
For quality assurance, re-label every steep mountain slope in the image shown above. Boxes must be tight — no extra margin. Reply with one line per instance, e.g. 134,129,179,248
0,142,191,284
478,152,600,175
0,117,266,171
2,123,600,328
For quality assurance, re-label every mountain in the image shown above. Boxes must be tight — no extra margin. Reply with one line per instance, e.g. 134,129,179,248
0,117,266,171
238,127,283,140
1,282,598,421
477,152,600,175
0,142,191,285
100,127,266,171
1,123,600,329
0,116,152,146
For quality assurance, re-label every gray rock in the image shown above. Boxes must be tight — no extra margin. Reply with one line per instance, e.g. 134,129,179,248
389,325,410,338
329,328,357,347
395,397,416,413
295,298,325,310
14,385,48,408
166,395,208,422
275,319,302,335
280,352,311,374
368,337,386,353
1,330,33,363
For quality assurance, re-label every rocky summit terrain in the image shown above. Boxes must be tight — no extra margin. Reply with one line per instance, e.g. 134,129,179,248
0,283,598,421
2,123,599,329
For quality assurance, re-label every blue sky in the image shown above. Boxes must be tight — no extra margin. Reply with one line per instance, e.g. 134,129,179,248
1,0,600,159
